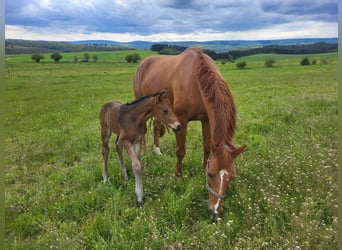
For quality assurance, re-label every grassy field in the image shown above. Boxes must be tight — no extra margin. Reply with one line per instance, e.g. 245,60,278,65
5,50,337,249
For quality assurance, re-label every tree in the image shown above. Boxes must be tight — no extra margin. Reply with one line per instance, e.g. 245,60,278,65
265,58,276,67
125,54,133,63
132,54,141,63
83,53,90,62
50,52,62,63
236,61,246,69
301,58,310,65
125,54,141,63
93,54,99,62
31,54,45,63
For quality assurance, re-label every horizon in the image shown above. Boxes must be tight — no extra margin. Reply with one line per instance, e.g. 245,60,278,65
5,37,338,43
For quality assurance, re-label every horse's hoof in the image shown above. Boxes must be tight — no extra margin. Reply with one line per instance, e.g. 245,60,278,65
137,201,144,207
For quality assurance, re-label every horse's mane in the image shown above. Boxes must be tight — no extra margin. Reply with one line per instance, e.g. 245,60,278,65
195,48,237,148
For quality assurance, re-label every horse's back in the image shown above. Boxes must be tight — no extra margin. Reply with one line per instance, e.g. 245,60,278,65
134,48,208,120
100,101,121,134
134,48,203,95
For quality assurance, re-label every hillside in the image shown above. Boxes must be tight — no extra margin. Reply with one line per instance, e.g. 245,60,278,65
69,38,338,52
5,38,338,56
5,39,134,55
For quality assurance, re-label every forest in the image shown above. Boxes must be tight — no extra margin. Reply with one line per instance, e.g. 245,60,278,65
151,42,338,60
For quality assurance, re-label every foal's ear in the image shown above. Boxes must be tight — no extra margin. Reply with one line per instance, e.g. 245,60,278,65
158,88,168,102
231,144,247,159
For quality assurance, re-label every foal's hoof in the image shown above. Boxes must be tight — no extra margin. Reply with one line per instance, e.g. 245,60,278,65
137,201,144,208
153,145,163,156
175,171,182,177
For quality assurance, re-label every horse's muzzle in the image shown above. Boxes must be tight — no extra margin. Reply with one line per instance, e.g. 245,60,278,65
172,124,181,133
208,208,223,221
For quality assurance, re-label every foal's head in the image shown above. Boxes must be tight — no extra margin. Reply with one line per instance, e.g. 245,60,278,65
152,89,181,133
206,143,246,220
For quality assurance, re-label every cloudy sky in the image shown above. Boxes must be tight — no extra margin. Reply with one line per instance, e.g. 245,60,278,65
5,0,338,42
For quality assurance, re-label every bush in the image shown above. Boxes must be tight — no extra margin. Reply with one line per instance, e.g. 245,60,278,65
50,52,63,63
125,54,141,63
159,48,180,55
320,58,328,64
83,53,90,62
31,54,45,63
301,58,310,65
236,61,246,69
93,55,99,62
265,58,276,67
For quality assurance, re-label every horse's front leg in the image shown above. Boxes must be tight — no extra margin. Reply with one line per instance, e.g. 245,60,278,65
123,140,144,207
201,119,210,172
116,136,128,180
175,121,188,177
153,118,163,155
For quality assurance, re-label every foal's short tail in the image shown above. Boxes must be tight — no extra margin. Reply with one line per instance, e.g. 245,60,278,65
151,118,166,138
159,124,166,138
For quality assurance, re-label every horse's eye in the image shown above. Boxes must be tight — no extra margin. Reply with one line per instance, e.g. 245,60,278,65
207,172,213,178
162,109,168,114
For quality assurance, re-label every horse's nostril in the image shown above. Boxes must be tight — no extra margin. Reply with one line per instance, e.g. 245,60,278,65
173,124,181,133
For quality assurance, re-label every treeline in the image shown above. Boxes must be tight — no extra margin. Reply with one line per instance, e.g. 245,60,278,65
151,42,338,60
5,39,133,54
151,44,188,55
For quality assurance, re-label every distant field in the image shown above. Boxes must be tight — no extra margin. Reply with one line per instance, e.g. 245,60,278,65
5,50,337,249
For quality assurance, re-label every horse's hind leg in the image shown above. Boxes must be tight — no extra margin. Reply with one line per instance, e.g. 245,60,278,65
123,140,144,207
101,127,111,183
116,137,128,180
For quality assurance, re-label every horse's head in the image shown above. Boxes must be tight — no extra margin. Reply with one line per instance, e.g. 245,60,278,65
206,143,246,220
152,89,181,133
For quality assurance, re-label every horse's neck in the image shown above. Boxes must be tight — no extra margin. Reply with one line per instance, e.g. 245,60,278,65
125,99,154,127
196,59,236,146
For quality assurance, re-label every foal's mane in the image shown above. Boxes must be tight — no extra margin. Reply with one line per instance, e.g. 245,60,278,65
125,91,160,106
195,48,237,148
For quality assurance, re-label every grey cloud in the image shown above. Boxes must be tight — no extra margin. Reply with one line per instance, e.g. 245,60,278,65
5,0,338,36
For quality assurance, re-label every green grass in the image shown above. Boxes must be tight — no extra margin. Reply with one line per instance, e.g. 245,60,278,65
5,51,337,249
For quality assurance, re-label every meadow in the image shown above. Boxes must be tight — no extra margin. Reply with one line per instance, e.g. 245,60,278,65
5,50,337,249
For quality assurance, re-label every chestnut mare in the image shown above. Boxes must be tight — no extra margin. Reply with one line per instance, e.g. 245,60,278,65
134,48,246,219
100,89,181,206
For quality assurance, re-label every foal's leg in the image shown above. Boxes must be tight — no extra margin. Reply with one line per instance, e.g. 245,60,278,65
101,127,111,183
116,137,128,180
123,140,144,207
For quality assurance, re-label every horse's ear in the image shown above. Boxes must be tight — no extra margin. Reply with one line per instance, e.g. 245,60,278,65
231,144,247,159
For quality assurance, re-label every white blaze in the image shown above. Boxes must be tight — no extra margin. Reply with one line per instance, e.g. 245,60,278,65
213,170,229,214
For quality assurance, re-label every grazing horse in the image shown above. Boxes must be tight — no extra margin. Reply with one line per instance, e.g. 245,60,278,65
100,89,181,206
134,48,246,219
